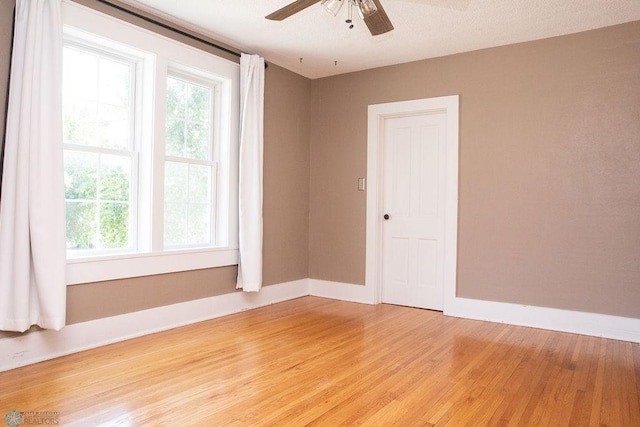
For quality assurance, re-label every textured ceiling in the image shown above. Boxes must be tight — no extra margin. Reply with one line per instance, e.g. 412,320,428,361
116,0,640,79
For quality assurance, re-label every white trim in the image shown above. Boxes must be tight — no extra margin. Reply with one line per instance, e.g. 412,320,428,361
310,279,640,343
309,279,376,305
67,248,239,284
445,297,640,343
0,279,308,372
366,96,459,309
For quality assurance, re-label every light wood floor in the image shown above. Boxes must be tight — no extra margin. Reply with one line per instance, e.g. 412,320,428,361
1,297,639,426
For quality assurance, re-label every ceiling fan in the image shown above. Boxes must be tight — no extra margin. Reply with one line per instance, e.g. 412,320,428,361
266,0,394,36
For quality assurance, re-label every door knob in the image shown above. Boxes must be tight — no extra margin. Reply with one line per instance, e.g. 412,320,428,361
384,214,390,220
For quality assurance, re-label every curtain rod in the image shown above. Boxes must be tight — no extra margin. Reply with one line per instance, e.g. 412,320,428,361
93,0,267,68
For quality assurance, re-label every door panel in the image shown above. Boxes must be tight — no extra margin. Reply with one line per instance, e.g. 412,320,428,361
382,113,446,310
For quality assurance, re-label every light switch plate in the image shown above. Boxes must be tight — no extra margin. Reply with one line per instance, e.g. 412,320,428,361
358,178,366,191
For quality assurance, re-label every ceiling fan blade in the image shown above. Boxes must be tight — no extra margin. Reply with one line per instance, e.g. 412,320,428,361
364,0,394,36
266,0,321,21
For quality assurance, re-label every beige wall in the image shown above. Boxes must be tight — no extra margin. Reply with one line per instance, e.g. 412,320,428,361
309,22,640,318
0,0,310,327
1,0,638,326
263,65,311,285
67,266,237,324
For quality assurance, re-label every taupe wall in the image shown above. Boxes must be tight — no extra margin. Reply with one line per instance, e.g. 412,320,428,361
1,0,638,326
309,22,640,318
0,0,310,326
263,65,311,284
67,267,237,324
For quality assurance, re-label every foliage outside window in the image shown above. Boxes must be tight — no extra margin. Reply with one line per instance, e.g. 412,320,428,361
63,45,136,254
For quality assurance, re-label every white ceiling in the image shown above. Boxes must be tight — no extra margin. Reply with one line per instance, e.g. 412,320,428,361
116,0,640,79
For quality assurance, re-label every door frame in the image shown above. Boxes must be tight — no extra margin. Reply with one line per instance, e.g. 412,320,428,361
366,96,459,310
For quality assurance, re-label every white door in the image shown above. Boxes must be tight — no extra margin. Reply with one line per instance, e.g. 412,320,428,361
381,112,447,310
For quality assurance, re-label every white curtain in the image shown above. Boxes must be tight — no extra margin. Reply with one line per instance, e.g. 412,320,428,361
0,0,66,331
236,53,265,292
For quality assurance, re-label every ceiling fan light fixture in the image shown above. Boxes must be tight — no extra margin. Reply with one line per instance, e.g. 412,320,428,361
321,0,345,16
354,0,377,19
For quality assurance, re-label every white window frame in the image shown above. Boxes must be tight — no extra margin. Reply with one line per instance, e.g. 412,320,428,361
62,40,141,257
62,0,239,285
162,69,221,250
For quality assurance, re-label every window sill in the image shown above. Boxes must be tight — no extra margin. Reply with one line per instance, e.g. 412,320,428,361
66,248,238,285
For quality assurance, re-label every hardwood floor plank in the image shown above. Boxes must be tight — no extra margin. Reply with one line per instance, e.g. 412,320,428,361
0,296,638,426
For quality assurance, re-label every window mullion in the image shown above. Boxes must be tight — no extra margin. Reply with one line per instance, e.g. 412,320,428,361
164,156,214,167
150,56,169,252
95,154,102,250
63,143,135,158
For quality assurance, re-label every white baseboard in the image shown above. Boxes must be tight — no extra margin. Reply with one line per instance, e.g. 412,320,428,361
2,278,637,373
309,278,640,343
0,279,309,373
445,296,640,343
309,279,376,305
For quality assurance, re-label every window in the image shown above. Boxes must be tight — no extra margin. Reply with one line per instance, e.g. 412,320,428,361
63,44,138,254
164,74,217,248
62,1,239,284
